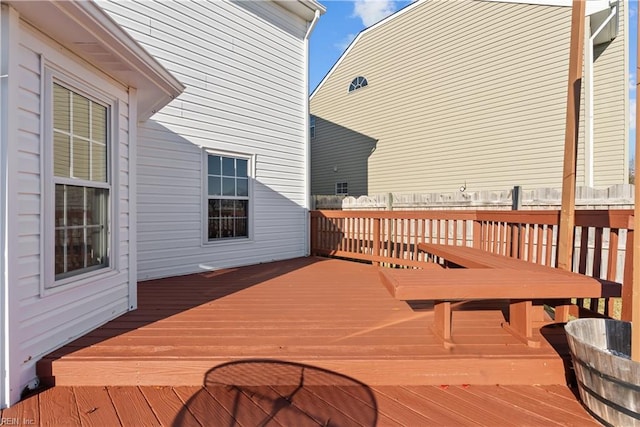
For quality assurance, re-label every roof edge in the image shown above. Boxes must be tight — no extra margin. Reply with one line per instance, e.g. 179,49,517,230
6,0,185,121
274,0,326,22
310,0,424,100
310,0,613,100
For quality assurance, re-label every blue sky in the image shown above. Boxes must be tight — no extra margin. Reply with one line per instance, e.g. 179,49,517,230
310,0,637,162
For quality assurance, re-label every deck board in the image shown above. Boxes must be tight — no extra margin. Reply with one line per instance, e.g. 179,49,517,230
6,384,599,426
37,257,580,386
73,386,121,427
20,257,605,424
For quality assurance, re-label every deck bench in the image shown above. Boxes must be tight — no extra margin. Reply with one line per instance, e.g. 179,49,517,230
379,245,621,348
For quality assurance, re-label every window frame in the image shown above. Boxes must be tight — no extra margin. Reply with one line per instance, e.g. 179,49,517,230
348,76,368,93
42,65,119,293
335,182,348,196
202,149,254,245
310,115,316,139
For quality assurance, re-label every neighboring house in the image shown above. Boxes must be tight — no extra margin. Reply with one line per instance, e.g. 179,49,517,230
310,0,628,197
0,0,323,408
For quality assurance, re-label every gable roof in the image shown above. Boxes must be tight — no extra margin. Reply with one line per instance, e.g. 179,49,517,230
6,0,185,121
310,0,614,99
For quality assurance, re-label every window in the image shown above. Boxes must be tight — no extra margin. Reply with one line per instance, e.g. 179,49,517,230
348,76,368,92
206,154,250,240
336,182,348,196
53,83,110,281
310,115,316,139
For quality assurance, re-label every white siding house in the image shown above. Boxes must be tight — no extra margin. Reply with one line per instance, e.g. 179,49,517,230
0,0,323,408
98,0,324,280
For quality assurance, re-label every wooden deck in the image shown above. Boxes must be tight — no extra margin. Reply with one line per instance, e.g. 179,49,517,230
39,257,577,387
3,383,598,426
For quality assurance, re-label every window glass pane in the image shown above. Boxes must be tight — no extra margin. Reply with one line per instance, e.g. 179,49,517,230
86,187,108,268
222,177,235,196
222,157,235,176
55,184,65,226
208,176,221,196
235,218,248,237
208,155,221,175
92,103,107,144
54,132,70,177
208,199,221,218
236,159,248,177
55,229,65,275
92,142,107,182
220,199,235,218
66,186,84,226
54,185,109,279
73,137,90,180
237,178,248,197
234,200,247,218
209,218,221,239
53,84,70,132
73,93,90,139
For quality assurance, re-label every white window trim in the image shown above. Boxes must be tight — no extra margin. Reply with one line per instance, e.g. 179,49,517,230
41,64,120,296
201,149,255,246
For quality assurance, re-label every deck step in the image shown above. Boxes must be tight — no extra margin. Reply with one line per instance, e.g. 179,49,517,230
37,355,569,387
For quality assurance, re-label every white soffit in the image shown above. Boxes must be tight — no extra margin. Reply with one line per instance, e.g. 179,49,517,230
7,0,185,121
274,0,326,21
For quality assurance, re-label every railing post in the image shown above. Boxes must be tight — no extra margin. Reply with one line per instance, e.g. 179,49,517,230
373,217,380,266
310,213,318,256
622,229,634,322
472,219,481,249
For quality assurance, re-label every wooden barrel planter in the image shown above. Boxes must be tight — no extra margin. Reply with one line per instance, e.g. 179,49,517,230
565,319,639,426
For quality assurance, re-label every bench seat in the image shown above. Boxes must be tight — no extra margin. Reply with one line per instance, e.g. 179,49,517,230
378,267,621,348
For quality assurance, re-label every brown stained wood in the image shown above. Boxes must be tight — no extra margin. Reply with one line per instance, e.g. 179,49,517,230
442,385,552,427
358,386,439,425
204,384,280,427
38,257,604,389
622,229,634,321
537,225,544,265
380,267,616,301
265,385,365,427
139,386,201,427
38,386,81,427
404,385,519,427
235,386,323,427
506,385,600,425
558,0,586,271
73,386,121,427
373,386,478,426
482,385,596,427
173,386,235,425
4,385,599,426
1,391,39,426
635,26,640,358
108,386,160,427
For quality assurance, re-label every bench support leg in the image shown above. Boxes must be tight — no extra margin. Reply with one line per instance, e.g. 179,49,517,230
502,300,541,348
432,301,454,349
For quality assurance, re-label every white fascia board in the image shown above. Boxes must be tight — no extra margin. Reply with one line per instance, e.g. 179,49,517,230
274,0,326,21
6,0,185,121
310,0,424,99
478,0,612,15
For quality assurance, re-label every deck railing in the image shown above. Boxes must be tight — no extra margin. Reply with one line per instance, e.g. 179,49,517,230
310,209,634,320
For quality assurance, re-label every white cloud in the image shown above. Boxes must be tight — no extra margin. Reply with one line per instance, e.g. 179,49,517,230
352,0,397,27
335,33,357,51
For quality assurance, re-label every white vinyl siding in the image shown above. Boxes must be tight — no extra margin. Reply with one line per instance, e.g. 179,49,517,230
99,0,309,280
12,20,132,398
310,0,626,195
